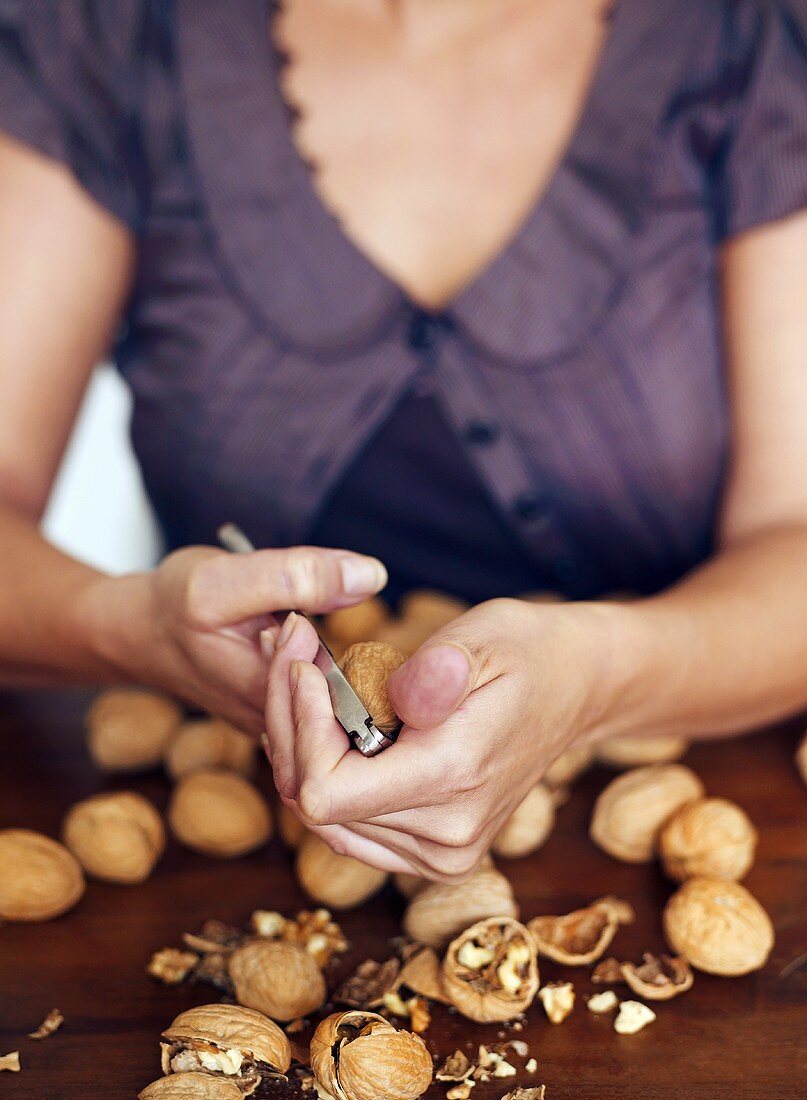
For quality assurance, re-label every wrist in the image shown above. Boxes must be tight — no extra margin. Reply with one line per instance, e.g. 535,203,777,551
71,570,161,685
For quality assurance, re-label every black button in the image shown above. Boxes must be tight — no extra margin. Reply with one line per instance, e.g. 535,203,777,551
463,420,499,446
553,556,579,584
407,310,439,351
513,491,548,521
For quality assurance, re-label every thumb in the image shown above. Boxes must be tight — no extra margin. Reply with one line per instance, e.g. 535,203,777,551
387,640,474,731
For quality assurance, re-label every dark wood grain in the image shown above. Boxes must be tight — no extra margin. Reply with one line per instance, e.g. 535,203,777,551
0,690,805,1099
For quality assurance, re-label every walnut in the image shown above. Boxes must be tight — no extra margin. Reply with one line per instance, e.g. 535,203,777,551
0,828,85,922
310,1010,433,1100
614,1000,656,1034
148,948,200,986
296,833,388,910
0,1052,20,1073
501,1089,546,1100
403,867,518,948
795,733,807,785
590,764,704,863
537,981,575,1023
398,590,468,630
229,939,326,1021
393,872,427,899
325,598,390,650
527,896,633,965
139,1073,243,1098
436,1050,474,1082
278,803,307,850
160,1003,290,1091
493,784,555,859
27,1009,64,1040
587,990,618,1013
620,953,693,1000
168,769,272,858
62,791,164,883
86,688,182,773
659,797,757,882
164,718,256,780
663,877,774,976
338,642,407,733
542,743,593,788
595,734,688,768
442,917,539,1023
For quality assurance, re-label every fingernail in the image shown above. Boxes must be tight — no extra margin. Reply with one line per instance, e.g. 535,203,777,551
277,612,298,648
340,556,388,596
259,629,276,659
289,660,302,693
260,731,271,759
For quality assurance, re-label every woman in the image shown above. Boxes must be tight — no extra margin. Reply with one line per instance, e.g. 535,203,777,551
1,0,806,880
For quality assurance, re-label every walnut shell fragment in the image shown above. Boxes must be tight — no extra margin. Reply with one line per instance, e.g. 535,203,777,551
590,764,704,863
164,718,256,780
168,769,272,858
596,734,688,768
663,877,774,976
0,1052,20,1073
403,867,518,948
62,790,164,883
87,688,182,773
28,1009,64,1040
161,1003,290,1088
501,1090,546,1100
493,784,556,859
620,953,693,1000
338,641,407,733
0,829,85,922
229,940,326,1021
659,797,757,882
442,917,539,1023
399,945,450,1004
527,896,633,966
310,1010,433,1100
139,1073,243,1099
296,833,388,910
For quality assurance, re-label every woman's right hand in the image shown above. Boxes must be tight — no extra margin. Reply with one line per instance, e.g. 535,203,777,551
77,544,387,736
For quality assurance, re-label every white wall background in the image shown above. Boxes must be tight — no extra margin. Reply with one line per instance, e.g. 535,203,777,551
42,365,162,574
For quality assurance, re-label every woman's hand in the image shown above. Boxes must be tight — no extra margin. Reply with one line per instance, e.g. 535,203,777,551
265,597,620,879
78,545,387,736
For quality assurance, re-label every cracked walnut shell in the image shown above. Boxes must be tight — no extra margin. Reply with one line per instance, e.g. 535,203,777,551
164,718,255,781
311,1010,433,1100
659,797,758,882
338,641,407,733
62,791,164,884
663,876,774,976
296,832,387,910
87,688,182,773
590,764,704,863
161,1003,290,1087
229,939,326,1021
403,867,518,948
0,828,84,922
527,896,634,966
168,769,271,858
442,917,539,1023
140,1074,243,1099
493,784,555,859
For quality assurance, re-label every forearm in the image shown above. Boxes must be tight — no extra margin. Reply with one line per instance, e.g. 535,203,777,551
591,524,807,742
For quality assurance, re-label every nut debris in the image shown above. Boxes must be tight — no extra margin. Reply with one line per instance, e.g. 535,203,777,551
28,1008,64,1040
525,1058,538,1073
446,1082,474,1100
436,1051,474,1082
620,953,693,1000
591,956,623,984
537,981,575,1024
251,907,349,967
614,1000,656,1035
500,1088,546,1100
336,958,401,1008
398,945,450,1004
0,1052,20,1073
587,990,618,1013
527,896,633,966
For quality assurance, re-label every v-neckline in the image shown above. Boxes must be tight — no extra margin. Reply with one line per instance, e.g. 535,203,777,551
263,0,627,317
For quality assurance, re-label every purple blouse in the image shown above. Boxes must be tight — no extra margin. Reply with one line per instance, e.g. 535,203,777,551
1,1,807,601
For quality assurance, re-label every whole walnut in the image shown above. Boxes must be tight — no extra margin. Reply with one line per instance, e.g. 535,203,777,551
168,769,272,858
139,1074,243,1099
394,872,427,899
325,598,390,650
164,718,255,781
296,832,387,910
229,939,326,1021
659,797,758,882
663,876,774,976
493,784,555,859
0,828,85,921
311,1010,433,1100
590,764,704,863
86,688,182,773
795,733,807,786
442,917,540,1023
277,803,307,850
160,1002,291,1082
62,791,164,883
542,743,593,788
596,733,688,769
398,590,468,630
338,642,406,733
403,867,518,949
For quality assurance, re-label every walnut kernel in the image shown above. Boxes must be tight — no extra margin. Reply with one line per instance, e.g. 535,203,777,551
442,917,539,1023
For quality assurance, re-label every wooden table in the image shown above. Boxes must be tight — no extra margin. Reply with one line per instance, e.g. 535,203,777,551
0,690,805,1099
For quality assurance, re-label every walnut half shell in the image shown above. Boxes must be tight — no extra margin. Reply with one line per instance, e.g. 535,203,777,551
620,953,693,1000
139,1073,243,1099
442,917,539,1023
527,896,634,966
310,1010,433,1100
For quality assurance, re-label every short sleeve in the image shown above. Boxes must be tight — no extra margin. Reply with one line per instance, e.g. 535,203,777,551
0,0,144,231
716,1,807,238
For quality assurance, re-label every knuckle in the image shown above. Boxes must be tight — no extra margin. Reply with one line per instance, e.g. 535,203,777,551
431,845,481,879
297,781,334,828
438,810,483,849
181,558,219,628
281,550,326,608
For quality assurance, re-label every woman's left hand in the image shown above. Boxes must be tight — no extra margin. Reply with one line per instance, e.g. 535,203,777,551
264,597,619,879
